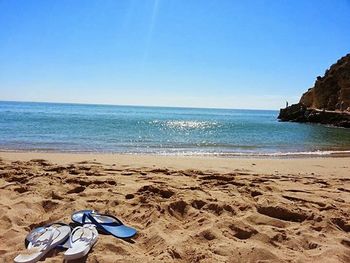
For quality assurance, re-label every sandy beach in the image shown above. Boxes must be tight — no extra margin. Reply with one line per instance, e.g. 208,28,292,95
0,152,349,262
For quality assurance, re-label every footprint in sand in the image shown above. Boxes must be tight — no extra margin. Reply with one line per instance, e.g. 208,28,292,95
41,200,60,212
67,186,85,194
257,205,309,222
137,185,175,199
125,194,135,199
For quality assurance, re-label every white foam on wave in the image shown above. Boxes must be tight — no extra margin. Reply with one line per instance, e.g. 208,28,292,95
151,149,350,158
2,148,350,158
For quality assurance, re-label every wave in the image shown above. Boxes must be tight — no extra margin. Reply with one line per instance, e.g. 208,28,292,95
2,148,349,158
120,149,350,158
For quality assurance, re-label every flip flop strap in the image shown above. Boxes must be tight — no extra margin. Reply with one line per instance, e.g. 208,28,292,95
28,227,56,252
82,212,123,226
69,226,82,248
82,212,102,228
69,225,96,247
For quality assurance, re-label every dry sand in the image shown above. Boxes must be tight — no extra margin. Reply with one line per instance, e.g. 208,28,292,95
0,152,349,262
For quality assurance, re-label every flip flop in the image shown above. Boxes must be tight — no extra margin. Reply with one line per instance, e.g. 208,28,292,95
71,210,137,239
14,224,71,263
64,224,98,261
25,223,71,249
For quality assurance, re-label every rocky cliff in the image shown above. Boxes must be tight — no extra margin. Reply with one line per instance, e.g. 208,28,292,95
278,53,350,127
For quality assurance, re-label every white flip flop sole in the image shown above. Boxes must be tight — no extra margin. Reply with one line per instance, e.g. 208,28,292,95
64,224,98,261
14,224,71,263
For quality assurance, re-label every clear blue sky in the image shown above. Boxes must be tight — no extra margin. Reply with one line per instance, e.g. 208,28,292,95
0,0,349,109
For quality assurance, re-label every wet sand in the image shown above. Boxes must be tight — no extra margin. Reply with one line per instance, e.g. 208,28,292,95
0,152,349,262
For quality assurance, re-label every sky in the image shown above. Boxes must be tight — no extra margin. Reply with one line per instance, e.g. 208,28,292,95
0,0,350,110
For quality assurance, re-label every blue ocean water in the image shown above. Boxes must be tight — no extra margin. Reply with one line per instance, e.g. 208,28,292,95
1,101,350,156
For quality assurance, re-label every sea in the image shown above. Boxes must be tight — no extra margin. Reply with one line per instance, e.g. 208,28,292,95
1,101,350,157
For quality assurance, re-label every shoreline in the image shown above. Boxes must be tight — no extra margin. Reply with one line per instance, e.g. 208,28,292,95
1,148,350,159
1,151,350,176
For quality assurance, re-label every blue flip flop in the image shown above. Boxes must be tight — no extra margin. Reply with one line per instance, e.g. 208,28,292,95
71,210,137,239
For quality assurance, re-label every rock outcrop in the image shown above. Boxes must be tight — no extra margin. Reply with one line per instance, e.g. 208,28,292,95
278,53,350,127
